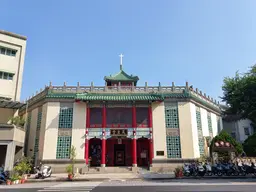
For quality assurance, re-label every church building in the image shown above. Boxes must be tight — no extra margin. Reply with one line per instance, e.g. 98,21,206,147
19,56,223,172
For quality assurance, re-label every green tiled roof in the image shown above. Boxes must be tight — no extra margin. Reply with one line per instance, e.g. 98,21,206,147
76,93,162,101
104,70,139,82
46,93,76,99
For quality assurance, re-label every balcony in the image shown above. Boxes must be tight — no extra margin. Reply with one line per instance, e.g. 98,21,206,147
0,124,25,144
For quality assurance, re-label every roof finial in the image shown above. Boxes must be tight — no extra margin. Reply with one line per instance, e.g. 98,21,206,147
119,53,124,70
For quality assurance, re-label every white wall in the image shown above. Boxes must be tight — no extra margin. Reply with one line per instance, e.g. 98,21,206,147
152,102,167,159
190,103,200,158
200,108,209,137
0,31,27,101
211,113,218,137
42,102,60,160
72,102,86,159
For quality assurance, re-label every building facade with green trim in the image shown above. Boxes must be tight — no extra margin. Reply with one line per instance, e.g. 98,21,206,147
20,66,223,172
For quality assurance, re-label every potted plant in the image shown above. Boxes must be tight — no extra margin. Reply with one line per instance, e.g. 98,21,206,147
66,164,73,180
174,166,183,178
13,157,32,182
6,179,11,185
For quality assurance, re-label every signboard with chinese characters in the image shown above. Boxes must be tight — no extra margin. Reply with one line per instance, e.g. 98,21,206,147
110,129,128,137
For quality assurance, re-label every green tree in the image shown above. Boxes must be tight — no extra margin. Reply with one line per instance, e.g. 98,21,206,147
222,65,256,127
243,133,256,156
210,130,243,155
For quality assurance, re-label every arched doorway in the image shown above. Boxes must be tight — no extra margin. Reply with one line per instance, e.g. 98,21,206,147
106,138,132,166
89,138,102,167
137,138,149,167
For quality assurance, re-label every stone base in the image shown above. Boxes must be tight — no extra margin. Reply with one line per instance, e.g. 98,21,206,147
131,166,138,173
151,158,197,172
99,166,105,173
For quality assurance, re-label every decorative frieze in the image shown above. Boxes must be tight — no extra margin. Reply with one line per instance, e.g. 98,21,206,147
166,128,180,136
58,129,72,136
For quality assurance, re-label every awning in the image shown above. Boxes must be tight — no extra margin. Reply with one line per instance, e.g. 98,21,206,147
0,99,26,109
76,93,163,101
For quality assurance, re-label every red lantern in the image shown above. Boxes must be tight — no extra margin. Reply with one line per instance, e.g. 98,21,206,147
225,142,230,147
215,142,219,147
220,141,224,146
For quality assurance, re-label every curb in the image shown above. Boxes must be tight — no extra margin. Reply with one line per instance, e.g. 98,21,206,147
26,177,142,183
144,176,256,180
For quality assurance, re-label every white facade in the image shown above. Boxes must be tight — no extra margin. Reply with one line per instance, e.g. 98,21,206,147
0,30,27,101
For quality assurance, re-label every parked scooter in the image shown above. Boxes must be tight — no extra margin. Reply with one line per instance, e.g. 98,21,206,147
0,166,9,184
34,163,52,179
204,162,212,176
212,163,223,176
183,163,198,177
197,162,205,177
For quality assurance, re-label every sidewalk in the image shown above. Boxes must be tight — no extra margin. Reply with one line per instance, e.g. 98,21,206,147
27,173,141,183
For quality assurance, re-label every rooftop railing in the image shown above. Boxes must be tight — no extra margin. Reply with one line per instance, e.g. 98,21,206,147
23,81,220,107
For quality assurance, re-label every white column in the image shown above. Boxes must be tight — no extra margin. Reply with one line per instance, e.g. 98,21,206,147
42,102,60,160
211,113,218,137
72,102,86,159
27,108,38,158
4,141,16,171
200,108,209,137
152,102,167,159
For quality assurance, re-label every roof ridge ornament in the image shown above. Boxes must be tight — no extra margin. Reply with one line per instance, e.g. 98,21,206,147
119,53,124,70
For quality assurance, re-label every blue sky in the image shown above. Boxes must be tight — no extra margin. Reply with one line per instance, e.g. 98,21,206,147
1,0,256,101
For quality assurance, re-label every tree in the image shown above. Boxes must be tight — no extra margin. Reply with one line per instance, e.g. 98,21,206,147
210,130,243,155
243,133,256,157
222,65,256,127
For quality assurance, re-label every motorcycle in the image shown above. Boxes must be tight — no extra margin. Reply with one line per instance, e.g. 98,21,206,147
0,167,9,184
34,163,52,179
243,162,256,176
197,162,205,177
212,163,223,176
183,163,198,177
204,162,212,176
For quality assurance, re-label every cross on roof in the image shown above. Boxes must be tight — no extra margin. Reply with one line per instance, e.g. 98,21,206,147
119,53,124,70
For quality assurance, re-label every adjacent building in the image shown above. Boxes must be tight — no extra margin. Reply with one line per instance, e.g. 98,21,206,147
222,115,254,143
0,30,27,170
20,61,223,172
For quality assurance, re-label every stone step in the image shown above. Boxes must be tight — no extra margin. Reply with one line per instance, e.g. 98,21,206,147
87,167,133,173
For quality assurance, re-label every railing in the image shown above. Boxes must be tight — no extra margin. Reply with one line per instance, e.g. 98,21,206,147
24,82,220,108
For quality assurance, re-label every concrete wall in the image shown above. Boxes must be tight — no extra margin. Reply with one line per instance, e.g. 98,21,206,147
152,102,167,159
0,31,27,101
72,102,86,160
13,127,25,144
42,102,59,160
27,108,38,157
0,108,15,123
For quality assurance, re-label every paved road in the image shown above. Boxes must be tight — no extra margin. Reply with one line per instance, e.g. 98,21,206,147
1,179,256,192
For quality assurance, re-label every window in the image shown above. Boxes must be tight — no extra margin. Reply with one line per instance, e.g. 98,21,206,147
231,132,236,139
11,50,16,56
58,106,73,128
7,74,13,80
6,49,11,56
0,71,14,80
3,73,8,79
244,127,250,136
0,47,5,54
0,46,16,57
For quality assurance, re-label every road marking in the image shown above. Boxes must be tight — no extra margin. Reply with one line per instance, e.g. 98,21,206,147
38,181,102,192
